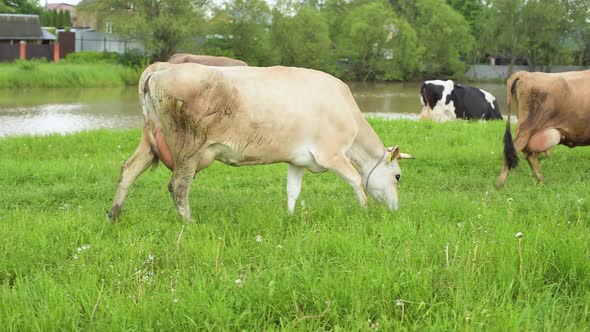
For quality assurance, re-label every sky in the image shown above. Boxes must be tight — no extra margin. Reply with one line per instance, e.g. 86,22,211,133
46,0,82,5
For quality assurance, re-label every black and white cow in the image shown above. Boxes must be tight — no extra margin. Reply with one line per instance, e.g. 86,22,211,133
419,80,502,121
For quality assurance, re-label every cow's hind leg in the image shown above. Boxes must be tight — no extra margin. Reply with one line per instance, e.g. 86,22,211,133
316,153,367,207
168,167,197,223
108,129,155,222
168,162,199,223
168,150,215,222
286,164,305,214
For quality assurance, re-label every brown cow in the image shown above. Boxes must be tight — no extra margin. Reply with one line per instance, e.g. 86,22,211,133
108,62,413,222
167,53,248,66
497,70,590,187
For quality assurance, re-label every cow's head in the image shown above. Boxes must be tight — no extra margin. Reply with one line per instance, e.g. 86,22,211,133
365,146,414,210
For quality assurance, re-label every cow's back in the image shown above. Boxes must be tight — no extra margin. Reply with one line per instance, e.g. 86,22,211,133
143,63,364,164
168,53,248,66
452,85,502,120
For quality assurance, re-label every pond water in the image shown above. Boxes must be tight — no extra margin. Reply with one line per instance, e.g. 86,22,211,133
0,82,506,137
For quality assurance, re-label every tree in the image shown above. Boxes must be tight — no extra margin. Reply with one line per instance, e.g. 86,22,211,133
411,0,474,78
335,1,422,81
57,9,65,28
50,9,58,27
271,5,333,72
207,0,278,66
77,0,207,61
446,0,486,63
1,0,42,14
64,9,71,27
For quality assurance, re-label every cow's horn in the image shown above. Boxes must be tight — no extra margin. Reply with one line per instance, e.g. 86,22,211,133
399,153,415,159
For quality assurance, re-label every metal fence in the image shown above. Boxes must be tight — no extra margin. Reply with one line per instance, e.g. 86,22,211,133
75,31,144,54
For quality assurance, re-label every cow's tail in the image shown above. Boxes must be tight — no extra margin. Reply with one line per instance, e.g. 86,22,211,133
419,82,427,107
503,76,520,169
138,64,163,170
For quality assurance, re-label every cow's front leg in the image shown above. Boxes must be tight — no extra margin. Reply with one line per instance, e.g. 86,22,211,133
317,153,367,207
286,164,305,214
168,162,198,223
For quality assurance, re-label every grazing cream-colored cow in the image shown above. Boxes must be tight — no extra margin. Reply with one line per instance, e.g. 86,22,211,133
167,53,248,66
497,70,590,187
108,62,413,222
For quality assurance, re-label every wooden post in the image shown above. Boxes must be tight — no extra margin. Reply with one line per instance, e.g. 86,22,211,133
53,42,60,62
19,41,26,60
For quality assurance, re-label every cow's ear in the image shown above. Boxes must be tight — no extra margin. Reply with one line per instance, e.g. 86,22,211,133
386,146,400,162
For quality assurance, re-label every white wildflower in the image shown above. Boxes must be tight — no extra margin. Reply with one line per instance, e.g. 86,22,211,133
256,235,263,243
515,232,523,238
235,278,244,287
76,244,90,253
145,253,155,263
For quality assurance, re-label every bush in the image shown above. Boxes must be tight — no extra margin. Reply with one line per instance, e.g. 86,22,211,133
117,50,148,69
63,51,121,64
13,58,48,71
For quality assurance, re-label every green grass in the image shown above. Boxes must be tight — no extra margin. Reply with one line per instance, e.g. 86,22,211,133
0,62,141,89
1,119,589,331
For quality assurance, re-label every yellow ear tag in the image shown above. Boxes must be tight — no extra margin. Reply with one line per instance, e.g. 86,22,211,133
387,153,394,162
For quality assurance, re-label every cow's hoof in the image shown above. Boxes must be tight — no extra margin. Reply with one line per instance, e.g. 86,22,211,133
107,205,121,222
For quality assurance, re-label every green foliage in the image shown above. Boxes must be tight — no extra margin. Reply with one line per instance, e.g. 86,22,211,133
57,9,64,27
412,0,474,78
208,0,279,66
62,50,147,72
272,6,333,72
0,61,141,88
51,9,58,27
336,1,394,80
479,0,590,68
117,50,149,69
78,0,205,62
64,9,71,27
379,17,423,80
1,0,42,14
14,59,41,71
63,51,122,64
1,121,590,329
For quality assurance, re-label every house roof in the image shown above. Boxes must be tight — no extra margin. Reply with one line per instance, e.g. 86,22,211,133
0,14,53,40
45,3,76,11
0,14,56,40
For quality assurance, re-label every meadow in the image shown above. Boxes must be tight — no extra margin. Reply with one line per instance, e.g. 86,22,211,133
0,61,140,89
1,119,589,331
